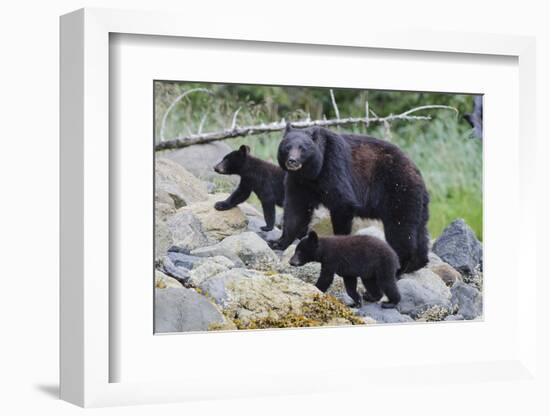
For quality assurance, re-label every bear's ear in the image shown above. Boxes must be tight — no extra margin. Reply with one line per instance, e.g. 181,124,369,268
284,122,293,135
309,126,322,142
239,145,250,155
307,230,318,243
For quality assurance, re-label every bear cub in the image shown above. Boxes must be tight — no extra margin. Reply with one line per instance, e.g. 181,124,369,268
214,145,285,231
289,231,401,308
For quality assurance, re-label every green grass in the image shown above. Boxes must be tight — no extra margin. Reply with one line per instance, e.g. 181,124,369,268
155,82,483,240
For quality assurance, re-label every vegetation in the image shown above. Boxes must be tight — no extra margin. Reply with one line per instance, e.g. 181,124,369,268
231,294,364,330
154,82,482,240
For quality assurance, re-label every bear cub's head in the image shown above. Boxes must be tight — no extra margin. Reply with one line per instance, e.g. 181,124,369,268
278,124,324,178
289,231,319,267
214,145,250,175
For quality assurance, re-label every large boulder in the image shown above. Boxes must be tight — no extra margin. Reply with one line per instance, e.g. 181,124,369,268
187,260,231,287
160,250,201,283
159,142,238,186
155,270,183,289
191,232,279,271
432,219,482,276
397,269,452,318
197,268,362,327
154,287,235,332
155,157,208,214
164,210,212,253
358,303,413,324
426,252,463,287
355,225,386,241
311,208,383,237
155,213,173,261
182,195,248,242
450,281,483,320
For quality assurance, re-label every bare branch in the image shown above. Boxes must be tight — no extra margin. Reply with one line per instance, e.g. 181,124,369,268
329,89,340,120
231,107,241,130
197,114,207,134
383,120,392,141
159,88,212,142
155,104,458,151
399,104,459,118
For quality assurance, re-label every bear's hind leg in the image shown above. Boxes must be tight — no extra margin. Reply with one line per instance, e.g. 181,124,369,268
361,275,383,303
407,224,429,271
384,222,417,275
375,268,401,309
342,276,362,307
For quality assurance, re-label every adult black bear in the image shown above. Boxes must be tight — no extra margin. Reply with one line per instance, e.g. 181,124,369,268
290,231,401,308
271,125,430,274
213,145,285,231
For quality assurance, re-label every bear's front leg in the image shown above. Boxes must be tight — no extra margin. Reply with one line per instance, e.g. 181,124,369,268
214,181,252,211
269,191,313,250
315,266,336,293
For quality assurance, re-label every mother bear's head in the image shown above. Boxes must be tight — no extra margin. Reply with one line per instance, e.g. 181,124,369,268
277,124,326,179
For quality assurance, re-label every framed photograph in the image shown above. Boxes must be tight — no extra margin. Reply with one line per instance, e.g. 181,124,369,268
60,8,538,408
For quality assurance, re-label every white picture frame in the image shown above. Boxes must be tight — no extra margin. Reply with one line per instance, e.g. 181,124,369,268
60,7,539,408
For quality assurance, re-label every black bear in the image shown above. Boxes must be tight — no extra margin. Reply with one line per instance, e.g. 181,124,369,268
289,231,401,308
271,125,430,274
213,145,285,231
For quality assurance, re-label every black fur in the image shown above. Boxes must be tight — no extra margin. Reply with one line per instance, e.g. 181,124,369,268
271,125,430,274
213,145,285,231
289,231,401,308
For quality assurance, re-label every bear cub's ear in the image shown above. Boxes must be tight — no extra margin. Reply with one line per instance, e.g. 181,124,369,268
239,145,250,155
307,230,318,243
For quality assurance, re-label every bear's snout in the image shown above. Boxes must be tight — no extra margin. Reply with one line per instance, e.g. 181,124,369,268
289,254,303,267
285,148,303,171
214,161,226,174
285,158,302,171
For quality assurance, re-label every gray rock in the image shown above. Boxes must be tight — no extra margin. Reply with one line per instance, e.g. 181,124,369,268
197,255,238,269
197,268,323,324
166,250,201,270
183,195,248,242
161,258,190,283
154,287,234,333
160,251,202,283
427,252,444,267
155,157,208,212
165,210,211,252
159,142,238,185
397,269,452,318
358,303,413,323
155,213,172,261
191,232,279,271
355,225,386,241
155,270,184,289
429,263,462,287
432,219,482,276
247,215,282,241
444,314,465,321
187,260,231,287
450,281,483,320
